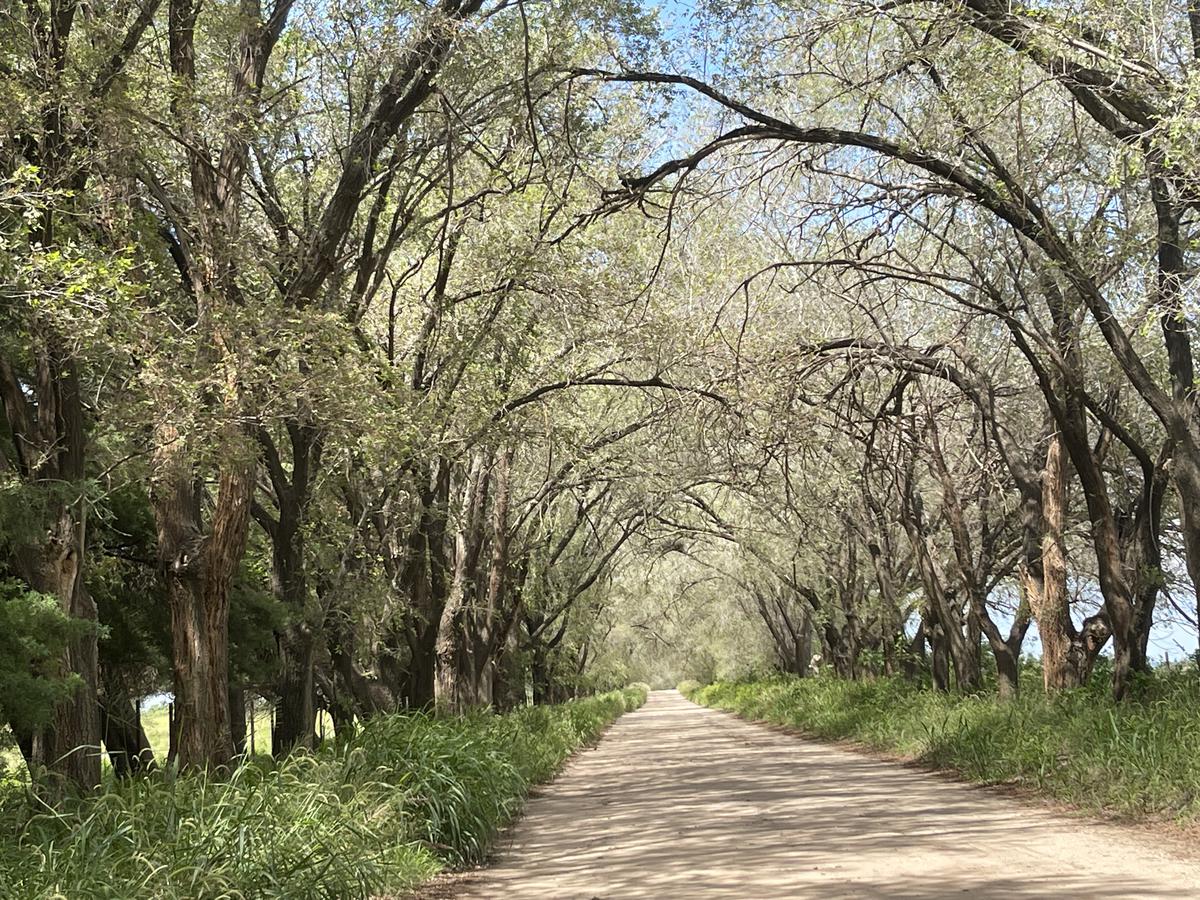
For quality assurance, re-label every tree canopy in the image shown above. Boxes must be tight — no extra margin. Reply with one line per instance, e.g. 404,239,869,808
2,0,1199,791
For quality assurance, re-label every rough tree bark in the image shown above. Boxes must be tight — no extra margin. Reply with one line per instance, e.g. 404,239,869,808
465,448,515,706
0,350,101,792
152,427,253,769
1017,433,1108,690
435,451,491,712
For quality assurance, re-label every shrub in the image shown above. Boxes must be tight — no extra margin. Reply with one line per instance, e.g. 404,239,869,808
622,683,650,709
676,680,701,698
0,579,93,738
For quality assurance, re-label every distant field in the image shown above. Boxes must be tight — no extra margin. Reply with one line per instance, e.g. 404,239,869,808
2,703,337,780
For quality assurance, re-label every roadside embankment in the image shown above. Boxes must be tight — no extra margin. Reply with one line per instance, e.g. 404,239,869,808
684,674,1200,823
0,685,648,899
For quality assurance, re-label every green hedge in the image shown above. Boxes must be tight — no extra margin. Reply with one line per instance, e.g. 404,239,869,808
0,687,646,899
691,674,1200,822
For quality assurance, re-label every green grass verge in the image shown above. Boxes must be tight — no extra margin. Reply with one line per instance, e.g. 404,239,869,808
0,687,647,899
687,674,1200,823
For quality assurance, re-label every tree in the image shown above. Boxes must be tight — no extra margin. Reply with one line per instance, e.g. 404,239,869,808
1,0,158,789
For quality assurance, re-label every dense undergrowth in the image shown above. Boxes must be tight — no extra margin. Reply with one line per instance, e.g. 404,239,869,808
0,685,648,899
683,674,1200,822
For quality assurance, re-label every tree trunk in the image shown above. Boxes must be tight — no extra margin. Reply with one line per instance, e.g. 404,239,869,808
991,641,1021,701
229,685,246,755
822,622,851,677
927,613,951,693
258,420,323,755
100,691,154,777
531,645,551,705
326,604,392,721
1039,280,1144,701
153,430,253,769
1173,452,1200,626
902,622,926,680
435,452,489,713
1067,432,1140,701
467,448,514,708
901,480,978,692
270,525,315,753
1026,434,1074,689
34,507,101,792
274,623,315,755
1149,200,1200,625
48,559,101,791
865,536,904,676
402,642,437,708
491,630,524,711
167,702,179,764
1018,434,1109,690
316,666,357,739
390,458,451,709
2,348,102,793
167,577,235,767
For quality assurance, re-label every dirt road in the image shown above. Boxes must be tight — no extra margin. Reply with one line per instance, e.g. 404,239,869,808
450,689,1200,898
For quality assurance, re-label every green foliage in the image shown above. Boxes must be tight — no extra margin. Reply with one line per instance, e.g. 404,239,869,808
0,478,52,555
621,683,650,709
675,680,701,698
693,672,1200,822
88,485,170,696
0,689,644,898
228,566,288,688
0,579,90,737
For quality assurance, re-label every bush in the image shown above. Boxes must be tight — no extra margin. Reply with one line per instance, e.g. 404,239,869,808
621,683,650,709
0,579,93,738
676,680,701,698
692,672,1200,823
0,689,641,899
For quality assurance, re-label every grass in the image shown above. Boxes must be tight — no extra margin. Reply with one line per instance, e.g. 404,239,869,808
683,672,1200,823
0,685,648,899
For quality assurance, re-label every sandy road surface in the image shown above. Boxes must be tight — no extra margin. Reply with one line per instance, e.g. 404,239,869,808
448,690,1200,898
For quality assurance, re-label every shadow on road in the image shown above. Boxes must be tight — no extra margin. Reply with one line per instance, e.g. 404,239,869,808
439,691,1200,899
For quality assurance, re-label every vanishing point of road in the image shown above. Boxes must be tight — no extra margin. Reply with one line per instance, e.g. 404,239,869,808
446,690,1200,898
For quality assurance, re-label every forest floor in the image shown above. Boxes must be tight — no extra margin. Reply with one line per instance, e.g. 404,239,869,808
430,690,1200,899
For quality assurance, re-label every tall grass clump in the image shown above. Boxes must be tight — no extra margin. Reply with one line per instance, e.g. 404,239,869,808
0,687,645,899
690,671,1200,823
622,683,650,709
